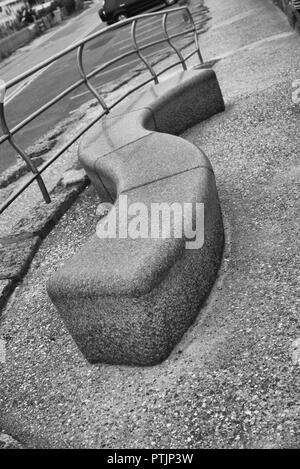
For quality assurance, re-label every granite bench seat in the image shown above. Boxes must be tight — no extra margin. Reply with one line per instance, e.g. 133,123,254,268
47,67,225,366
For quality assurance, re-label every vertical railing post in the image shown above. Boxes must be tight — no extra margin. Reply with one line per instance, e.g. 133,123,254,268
162,12,187,70
0,79,51,204
186,7,203,64
131,19,159,84
0,7,202,216
77,44,109,113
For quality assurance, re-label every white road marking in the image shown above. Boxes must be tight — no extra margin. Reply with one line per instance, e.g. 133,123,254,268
69,58,141,100
5,66,52,104
117,23,182,51
112,11,184,46
69,40,174,102
112,22,163,48
4,21,102,105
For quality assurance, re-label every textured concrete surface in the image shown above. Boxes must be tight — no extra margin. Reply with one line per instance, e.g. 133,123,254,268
0,429,22,448
108,69,224,135
0,236,41,280
78,109,156,172
48,167,223,365
93,133,212,196
0,279,15,310
0,157,44,190
0,178,89,313
48,67,225,365
0,0,299,449
135,68,224,135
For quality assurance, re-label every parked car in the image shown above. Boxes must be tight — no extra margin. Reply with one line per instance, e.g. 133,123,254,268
99,0,176,25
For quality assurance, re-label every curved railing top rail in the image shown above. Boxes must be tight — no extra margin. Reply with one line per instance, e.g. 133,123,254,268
0,6,203,216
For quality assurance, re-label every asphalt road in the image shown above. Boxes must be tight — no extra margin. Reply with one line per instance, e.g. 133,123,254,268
0,0,206,173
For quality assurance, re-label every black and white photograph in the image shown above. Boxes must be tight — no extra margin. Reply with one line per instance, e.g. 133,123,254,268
0,0,299,453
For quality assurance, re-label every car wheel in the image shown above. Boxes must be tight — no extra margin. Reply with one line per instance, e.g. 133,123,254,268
116,12,128,22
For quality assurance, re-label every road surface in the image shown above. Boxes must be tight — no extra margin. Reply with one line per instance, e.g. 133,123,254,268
0,0,206,173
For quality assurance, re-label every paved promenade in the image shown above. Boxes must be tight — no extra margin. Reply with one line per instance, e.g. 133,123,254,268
0,0,299,448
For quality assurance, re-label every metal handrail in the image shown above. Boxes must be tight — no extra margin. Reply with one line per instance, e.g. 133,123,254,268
131,19,159,84
77,44,109,112
0,6,203,216
162,13,187,70
83,28,196,83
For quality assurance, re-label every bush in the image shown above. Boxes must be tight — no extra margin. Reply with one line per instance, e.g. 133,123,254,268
61,0,76,14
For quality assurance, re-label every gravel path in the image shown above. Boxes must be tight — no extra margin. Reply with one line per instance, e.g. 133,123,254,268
0,0,299,449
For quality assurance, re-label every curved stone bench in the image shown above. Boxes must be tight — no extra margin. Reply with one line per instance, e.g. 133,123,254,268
47,67,225,366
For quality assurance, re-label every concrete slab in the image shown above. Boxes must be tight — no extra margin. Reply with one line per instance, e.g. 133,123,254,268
108,69,225,135
0,237,41,281
78,108,155,169
93,133,212,198
0,279,15,311
150,69,225,134
48,66,225,365
47,167,223,365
